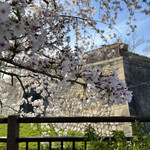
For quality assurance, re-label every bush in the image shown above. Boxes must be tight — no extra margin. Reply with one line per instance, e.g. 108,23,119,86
0,117,150,150
84,121,150,150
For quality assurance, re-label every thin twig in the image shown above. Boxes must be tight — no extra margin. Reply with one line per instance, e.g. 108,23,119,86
0,69,26,95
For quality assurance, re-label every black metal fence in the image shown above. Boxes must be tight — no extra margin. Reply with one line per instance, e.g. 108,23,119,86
0,115,150,150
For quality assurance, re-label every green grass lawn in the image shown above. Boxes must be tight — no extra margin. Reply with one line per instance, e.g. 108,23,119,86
2,115,149,150
0,114,44,149
0,115,84,150
0,122,41,149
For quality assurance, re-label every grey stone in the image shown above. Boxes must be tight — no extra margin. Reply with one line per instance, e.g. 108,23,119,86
1,43,150,136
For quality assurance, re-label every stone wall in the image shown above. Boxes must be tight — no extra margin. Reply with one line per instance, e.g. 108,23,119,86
83,43,128,63
0,78,23,116
1,49,150,135
51,53,150,135
123,53,150,132
0,56,133,136
51,56,132,136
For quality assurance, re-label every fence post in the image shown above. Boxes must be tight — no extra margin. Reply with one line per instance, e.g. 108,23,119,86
7,115,19,150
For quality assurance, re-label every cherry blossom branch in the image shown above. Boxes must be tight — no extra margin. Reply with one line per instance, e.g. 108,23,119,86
60,14,121,38
1,0,147,115
3,104,19,113
129,82,150,89
0,57,60,79
0,69,26,95
0,58,88,88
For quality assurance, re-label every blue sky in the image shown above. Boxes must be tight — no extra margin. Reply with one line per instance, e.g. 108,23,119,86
36,0,150,56
90,2,150,56
114,12,150,56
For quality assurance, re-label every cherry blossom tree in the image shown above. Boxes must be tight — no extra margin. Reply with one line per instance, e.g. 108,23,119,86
124,32,150,53
0,0,149,117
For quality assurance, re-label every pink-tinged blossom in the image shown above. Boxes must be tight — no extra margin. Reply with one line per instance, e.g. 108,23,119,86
0,24,11,40
123,91,133,103
0,37,8,51
1,0,148,117
11,21,25,37
0,2,10,22
0,25,7,37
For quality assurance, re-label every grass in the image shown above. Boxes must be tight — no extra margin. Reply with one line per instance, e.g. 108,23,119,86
0,115,85,150
0,122,41,149
0,114,42,149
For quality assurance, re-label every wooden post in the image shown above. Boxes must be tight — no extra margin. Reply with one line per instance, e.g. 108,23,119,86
7,115,19,150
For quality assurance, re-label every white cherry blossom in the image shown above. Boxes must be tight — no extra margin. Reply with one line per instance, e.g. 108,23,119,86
0,2,10,22
0,37,8,51
11,21,25,37
0,0,149,117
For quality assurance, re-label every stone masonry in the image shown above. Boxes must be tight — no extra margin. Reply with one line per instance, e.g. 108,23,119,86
51,43,150,135
52,56,132,136
1,43,150,135
0,78,23,116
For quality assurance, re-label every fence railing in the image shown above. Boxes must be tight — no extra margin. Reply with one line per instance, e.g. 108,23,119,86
0,115,150,150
